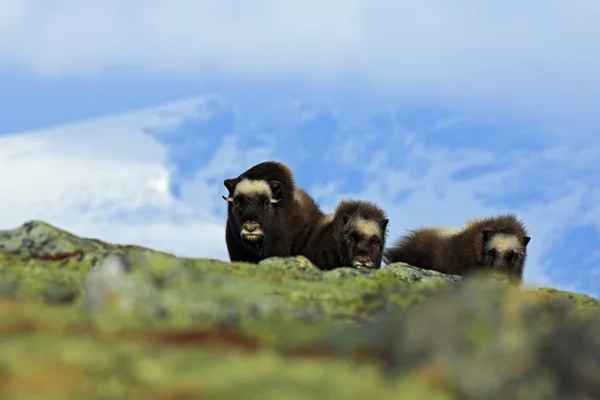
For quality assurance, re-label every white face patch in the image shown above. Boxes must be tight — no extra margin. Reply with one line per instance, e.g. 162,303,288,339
434,226,462,237
487,234,522,252
319,213,334,227
353,217,381,238
234,179,272,198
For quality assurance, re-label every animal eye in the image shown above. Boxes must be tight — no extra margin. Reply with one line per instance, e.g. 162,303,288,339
370,238,380,247
263,199,269,206
486,249,496,257
504,250,519,261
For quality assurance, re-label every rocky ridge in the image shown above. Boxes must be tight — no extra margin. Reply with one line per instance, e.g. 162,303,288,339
0,220,598,399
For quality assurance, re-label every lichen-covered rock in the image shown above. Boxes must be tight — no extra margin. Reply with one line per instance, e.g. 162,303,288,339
0,220,598,399
290,282,600,399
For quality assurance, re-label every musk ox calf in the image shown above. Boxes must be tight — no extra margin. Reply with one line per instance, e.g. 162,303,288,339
295,199,389,270
383,213,530,284
222,161,324,263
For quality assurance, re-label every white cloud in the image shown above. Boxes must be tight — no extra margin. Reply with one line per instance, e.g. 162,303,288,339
1,1,600,118
0,95,233,260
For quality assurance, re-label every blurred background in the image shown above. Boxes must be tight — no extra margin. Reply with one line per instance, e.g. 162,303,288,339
1,1,599,297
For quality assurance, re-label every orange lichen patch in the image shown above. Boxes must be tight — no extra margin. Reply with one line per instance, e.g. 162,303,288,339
351,346,385,363
0,305,263,354
28,250,85,262
149,386,200,400
122,328,262,351
412,363,456,391
101,290,124,309
0,298,21,310
0,360,87,398
0,320,42,336
0,251,26,263
0,319,92,338
281,341,384,365
0,301,93,337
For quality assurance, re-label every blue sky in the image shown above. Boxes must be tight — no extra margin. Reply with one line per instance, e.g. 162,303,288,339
1,0,599,297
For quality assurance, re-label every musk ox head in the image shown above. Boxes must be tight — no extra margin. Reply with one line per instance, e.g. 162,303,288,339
481,230,530,277
222,177,283,244
334,200,389,270
341,215,388,269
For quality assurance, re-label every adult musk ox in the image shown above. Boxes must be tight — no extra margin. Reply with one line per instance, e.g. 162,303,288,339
295,199,389,270
222,161,324,263
383,213,530,285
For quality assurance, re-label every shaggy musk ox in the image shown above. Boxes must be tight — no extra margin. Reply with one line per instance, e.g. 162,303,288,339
295,199,389,270
383,213,530,284
222,161,324,263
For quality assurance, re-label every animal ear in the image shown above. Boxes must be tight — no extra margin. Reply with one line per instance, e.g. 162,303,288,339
521,236,531,246
380,218,389,231
482,229,491,242
224,178,239,193
268,180,283,199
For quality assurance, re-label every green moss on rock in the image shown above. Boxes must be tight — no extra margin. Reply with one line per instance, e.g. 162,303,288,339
0,220,598,399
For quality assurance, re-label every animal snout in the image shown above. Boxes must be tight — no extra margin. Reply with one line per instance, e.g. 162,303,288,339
355,255,371,263
242,221,260,232
352,255,375,269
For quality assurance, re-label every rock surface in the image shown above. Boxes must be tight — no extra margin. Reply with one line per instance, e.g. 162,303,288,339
0,220,598,399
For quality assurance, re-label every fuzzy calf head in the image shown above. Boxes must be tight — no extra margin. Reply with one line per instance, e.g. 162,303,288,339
481,230,530,273
341,215,389,269
222,177,283,243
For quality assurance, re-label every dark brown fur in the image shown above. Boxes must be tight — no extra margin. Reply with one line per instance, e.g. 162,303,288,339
223,161,324,263
383,213,530,284
295,199,389,270
289,187,326,253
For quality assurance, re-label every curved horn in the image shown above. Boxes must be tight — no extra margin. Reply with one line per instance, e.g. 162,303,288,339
222,195,233,202
270,198,281,204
